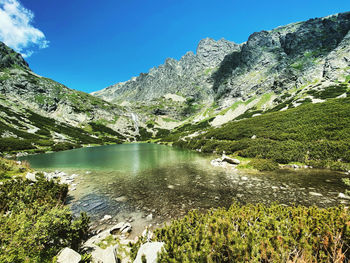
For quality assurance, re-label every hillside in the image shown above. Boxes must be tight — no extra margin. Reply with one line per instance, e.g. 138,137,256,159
0,42,141,155
92,12,350,133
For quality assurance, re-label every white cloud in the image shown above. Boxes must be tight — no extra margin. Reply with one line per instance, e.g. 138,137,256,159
0,0,49,57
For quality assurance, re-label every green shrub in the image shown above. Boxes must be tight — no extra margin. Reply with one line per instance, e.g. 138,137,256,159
131,203,350,262
51,142,81,152
249,158,279,171
0,176,90,262
137,127,153,141
0,138,35,152
172,97,350,169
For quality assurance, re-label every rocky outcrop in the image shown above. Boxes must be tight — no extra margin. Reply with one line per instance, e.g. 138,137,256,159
93,12,350,110
0,42,29,70
215,12,350,103
92,38,241,103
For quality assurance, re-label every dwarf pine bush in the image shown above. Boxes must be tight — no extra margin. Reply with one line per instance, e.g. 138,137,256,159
0,176,90,262
131,203,350,262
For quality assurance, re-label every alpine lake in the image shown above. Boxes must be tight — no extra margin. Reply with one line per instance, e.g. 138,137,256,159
20,143,350,237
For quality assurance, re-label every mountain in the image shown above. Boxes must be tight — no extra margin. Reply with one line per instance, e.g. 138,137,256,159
92,38,240,103
0,42,140,154
93,12,350,129
2,12,350,155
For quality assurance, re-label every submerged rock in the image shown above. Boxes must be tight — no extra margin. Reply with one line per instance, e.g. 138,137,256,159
101,215,112,221
309,192,323,197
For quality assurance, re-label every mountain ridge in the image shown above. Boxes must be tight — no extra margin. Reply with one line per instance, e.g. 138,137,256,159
93,11,350,104
91,11,350,131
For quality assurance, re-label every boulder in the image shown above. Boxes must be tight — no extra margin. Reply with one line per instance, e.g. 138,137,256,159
146,213,153,220
338,193,350,199
25,172,37,182
56,247,81,263
120,223,132,234
134,242,165,263
101,214,113,221
109,222,125,235
91,244,119,263
221,155,240,165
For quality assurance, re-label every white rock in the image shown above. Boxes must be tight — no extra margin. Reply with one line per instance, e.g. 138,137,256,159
109,222,125,234
101,215,112,221
221,154,240,165
309,192,323,197
146,213,153,220
25,172,37,182
120,223,132,234
56,247,81,263
338,193,350,199
91,244,119,263
115,196,128,202
134,242,165,263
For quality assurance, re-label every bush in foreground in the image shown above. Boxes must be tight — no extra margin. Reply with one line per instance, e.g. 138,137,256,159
131,203,350,262
0,176,90,262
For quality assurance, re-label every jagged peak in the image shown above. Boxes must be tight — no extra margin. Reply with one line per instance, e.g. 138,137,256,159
196,37,238,56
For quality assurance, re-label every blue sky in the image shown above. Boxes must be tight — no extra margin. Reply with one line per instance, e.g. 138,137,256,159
1,0,350,93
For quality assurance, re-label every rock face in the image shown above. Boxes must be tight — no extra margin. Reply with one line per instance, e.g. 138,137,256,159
93,12,350,108
92,38,241,103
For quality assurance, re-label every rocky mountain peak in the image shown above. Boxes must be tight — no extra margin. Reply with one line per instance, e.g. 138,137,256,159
93,11,350,116
0,42,30,70
196,37,241,67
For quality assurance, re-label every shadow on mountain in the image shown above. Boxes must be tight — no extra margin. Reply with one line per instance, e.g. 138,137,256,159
211,51,241,95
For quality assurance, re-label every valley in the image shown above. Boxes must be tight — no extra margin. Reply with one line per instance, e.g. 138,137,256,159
1,10,350,263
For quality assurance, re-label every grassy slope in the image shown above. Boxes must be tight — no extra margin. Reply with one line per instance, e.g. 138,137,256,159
170,97,350,170
0,97,125,155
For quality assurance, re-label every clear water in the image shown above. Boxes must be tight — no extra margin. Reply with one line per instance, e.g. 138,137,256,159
20,143,350,235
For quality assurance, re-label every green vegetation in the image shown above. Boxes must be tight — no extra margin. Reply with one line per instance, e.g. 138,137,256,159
173,97,350,169
89,122,125,140
97,235,120,249
131,203,350,262
0,138,35,152
0,174,90,262
0,157,30,180
51,142,81,152
0,101,112,153
306,84,348,99
249,158,279,171
137,127,153,141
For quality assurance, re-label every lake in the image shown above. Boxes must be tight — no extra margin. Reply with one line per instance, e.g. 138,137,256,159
20,143,350,236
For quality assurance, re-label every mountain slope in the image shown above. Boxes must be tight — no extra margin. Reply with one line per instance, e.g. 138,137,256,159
0,42,140,154
92,12,350,131
92,38,240,103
